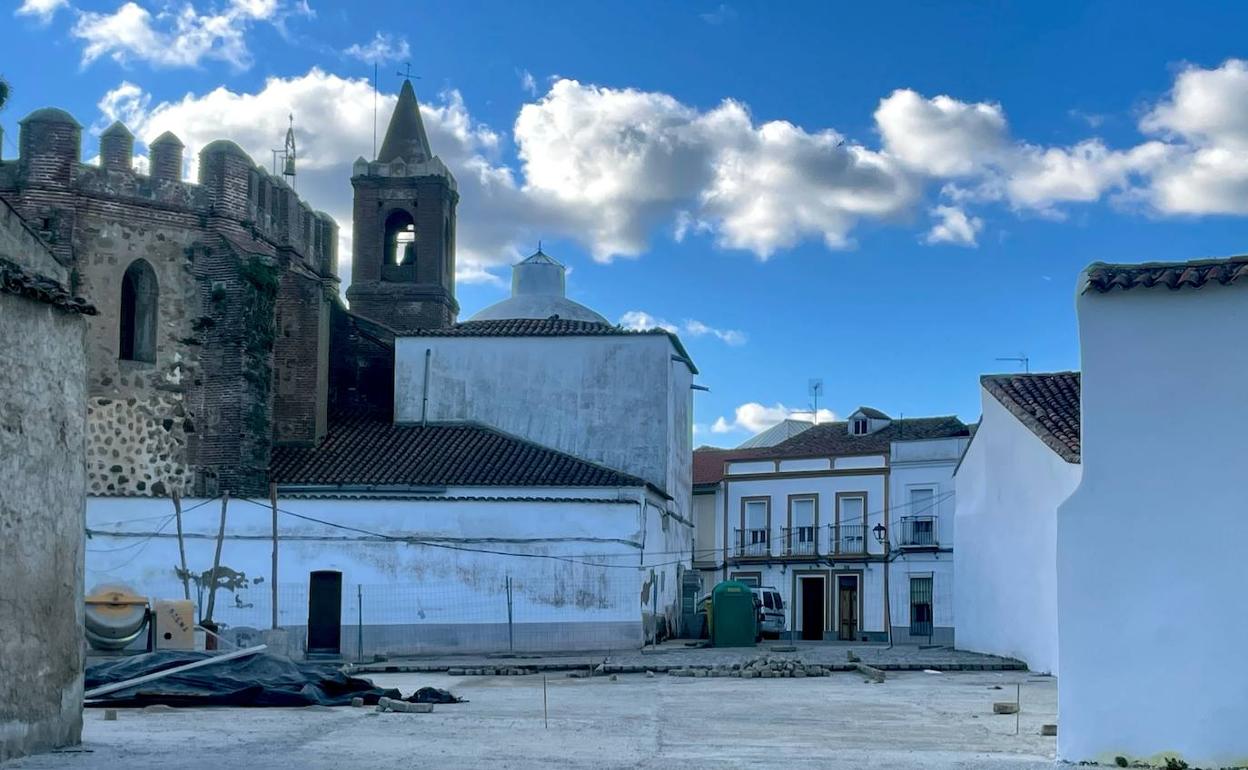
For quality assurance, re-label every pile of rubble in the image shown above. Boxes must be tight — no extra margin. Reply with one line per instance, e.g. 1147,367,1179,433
446,666,533,676
668,656,832,679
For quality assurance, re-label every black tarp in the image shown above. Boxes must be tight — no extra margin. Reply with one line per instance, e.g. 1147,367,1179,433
85,651,401,707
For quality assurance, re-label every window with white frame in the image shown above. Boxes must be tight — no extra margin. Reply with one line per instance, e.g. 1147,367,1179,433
902,487,937,546
789,496,816,555
851,417,868,435
741,499,769,556
836,495,866,554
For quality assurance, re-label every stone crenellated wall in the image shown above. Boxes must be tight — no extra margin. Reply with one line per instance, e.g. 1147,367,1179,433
0,107,340,498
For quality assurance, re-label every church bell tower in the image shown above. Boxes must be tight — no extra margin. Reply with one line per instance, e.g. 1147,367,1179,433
346,77,459,332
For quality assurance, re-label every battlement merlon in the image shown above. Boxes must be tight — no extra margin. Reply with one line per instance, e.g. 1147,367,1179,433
0,108,339,279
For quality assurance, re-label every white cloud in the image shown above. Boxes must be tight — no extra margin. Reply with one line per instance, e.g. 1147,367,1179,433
924,205,982,246
618,311,746,345
87,59,1248,284
71,0,303,71
516,80,915,261
876,89,1009,177
517,69,537,96
15,0,67,23
711,402,836,434
344,32,410,65
700,4,737,24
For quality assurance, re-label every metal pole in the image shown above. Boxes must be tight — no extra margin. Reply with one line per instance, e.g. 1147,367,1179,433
1015,683,1021,735
651,569,658,649
506,576,514,653
358,584,364,664
172,490,190,601
542,674,548,729
204,490,229,624
269,482,279,630
883,537,893,649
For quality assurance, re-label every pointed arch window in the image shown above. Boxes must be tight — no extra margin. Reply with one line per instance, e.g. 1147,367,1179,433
384,209,417,268
119,258,158,363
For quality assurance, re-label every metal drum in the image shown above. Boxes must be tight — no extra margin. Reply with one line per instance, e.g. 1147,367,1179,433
84,584,149,650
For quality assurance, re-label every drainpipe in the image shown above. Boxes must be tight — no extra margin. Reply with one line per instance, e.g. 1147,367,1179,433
420,348,431,426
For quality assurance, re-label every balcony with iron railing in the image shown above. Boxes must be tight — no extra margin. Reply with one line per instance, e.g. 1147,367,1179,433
732,527,771,559
898,516,939,548
829,523,868,557
781,526,819,557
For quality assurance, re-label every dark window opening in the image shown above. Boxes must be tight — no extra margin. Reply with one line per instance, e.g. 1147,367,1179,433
909,576,933,638
384,209,417,267
119,258,158,363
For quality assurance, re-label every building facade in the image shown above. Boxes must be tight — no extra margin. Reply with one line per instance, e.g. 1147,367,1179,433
54,78,696,654
0,199,93,761
1057,256,1248,767
693,409,970,644
954,372,1080,675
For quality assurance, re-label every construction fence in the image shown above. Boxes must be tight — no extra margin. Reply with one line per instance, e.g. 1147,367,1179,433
200,572,648,660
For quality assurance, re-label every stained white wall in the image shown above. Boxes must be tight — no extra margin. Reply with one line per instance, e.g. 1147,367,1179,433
955,389,1079,674
394,334,693,521
1058,281,1248,766
84,487,681,653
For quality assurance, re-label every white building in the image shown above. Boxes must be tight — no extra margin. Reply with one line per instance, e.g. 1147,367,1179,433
693,408,970,644
85,251,696,656
953,372,1080,675
1057,256,1248,766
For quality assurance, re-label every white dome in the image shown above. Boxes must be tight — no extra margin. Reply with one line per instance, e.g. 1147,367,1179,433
469,249,608,324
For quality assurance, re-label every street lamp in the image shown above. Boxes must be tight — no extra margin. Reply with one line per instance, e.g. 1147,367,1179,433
872,521,893,648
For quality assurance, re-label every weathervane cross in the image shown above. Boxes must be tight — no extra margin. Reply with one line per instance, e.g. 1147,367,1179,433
397,62,419,81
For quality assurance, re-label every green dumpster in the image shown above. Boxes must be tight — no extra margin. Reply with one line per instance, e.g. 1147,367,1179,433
710,580,758,647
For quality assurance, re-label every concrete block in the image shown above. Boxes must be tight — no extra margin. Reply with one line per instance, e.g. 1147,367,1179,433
855,663,886,683
1041,724,1057,736
993,702,1019,715
103,710,117,722
350,697,364,708
377,697,433,714
447,668,465,676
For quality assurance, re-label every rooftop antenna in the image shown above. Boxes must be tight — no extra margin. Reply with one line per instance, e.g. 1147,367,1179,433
995,353,1030,373
372,62,378,159
808,378,824,425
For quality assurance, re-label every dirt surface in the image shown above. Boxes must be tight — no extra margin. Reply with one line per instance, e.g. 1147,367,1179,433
3,670,1059,769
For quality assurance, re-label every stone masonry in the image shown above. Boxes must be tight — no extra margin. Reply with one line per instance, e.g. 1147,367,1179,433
0,109,345,498
0,198,94,762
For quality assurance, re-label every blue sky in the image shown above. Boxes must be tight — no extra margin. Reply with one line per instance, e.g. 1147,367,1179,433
6,0,1248,445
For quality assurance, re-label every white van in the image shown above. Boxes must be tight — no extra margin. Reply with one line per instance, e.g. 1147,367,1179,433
751,586,786,638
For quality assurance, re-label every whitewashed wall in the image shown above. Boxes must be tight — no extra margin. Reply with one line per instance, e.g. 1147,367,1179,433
85,488,677,656
955,391,1079,674
1058,280,1248,766
394,335,694,519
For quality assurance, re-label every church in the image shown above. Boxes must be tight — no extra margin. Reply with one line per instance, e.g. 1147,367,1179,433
0,78,695,656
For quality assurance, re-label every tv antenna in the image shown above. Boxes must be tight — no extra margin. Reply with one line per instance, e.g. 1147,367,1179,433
995,353,1030,373
808,378,824,424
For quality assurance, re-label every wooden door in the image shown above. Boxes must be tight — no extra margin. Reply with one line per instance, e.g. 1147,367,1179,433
837,575,859,641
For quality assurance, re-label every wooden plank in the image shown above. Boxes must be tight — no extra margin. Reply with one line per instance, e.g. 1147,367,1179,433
83,644,267,700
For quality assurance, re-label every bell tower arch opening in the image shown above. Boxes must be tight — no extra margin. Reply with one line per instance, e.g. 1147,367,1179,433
346,77,459,332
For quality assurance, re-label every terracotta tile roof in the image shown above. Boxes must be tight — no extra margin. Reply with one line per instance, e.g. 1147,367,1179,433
271,416,646,489
0,257,96,314
981,372,1081,463
1083,255,1248,293
402,317,698,373
692,415,971,485
693,446,774,486
765,416,970,458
